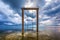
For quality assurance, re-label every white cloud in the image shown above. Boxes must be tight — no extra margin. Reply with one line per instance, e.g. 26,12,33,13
0,0,59,26
38,14,51,23
42,0,52,8
45,0,52,5
0,0,22,24
24,16,36,24
28,10,36,14
0,1,13,16
51,5,60,11
42,15,51,19
40,20,52,25
58,23,60,25
8,13,22,24
39,16,56,26
45,0,52,2
4,22,14,25
24,2,34,8
39,15,42,18
24,0,37,8
42,0,60,10
24,17,33,24
23,0,60,27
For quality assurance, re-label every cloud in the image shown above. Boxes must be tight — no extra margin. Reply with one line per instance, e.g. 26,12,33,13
41,15,51,20
0,0,37,25
37,0,60,27
8,13,22,24
4,22,14,25
57,23,60,26
54,13,60,26
0,0,22,25
37,0,60,19
45,0,52,6
24,16,36,24
0,0,60,27
22,0,60,27
24,0,37,8
43,0,60,9
40,19,53,26
0,13,4,20
39,16,56,26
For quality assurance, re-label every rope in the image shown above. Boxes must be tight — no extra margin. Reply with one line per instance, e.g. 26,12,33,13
32,12,33,32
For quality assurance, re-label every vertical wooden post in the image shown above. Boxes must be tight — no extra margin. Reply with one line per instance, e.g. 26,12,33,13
22,9,24,40
36,9,38,40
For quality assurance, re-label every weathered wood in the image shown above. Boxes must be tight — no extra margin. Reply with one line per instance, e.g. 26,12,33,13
22,9,24,40
21,8,39,10
36,9,39,40
22,8,39,40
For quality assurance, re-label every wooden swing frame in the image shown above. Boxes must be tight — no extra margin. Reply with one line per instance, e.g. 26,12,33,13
22,8,39,40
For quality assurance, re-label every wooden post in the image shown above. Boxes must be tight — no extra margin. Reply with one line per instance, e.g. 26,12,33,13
36,9,39,40
22,9,24,40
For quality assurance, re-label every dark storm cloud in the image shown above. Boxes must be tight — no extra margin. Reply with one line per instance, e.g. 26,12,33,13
45,5,60,16
0,0,60,28
0,21,13,25
2,0,25,8
45,5,60,17
42,0,60,17
2,0,25,14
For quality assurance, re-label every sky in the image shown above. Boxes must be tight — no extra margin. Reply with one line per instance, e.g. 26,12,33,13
0,0,60,30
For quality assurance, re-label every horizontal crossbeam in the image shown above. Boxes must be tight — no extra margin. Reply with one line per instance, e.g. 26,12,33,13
21,8,39,10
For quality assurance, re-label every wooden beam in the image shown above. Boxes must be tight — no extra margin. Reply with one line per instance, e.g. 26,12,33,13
22,9,24,40
21,8,39,10
36,9,39,40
